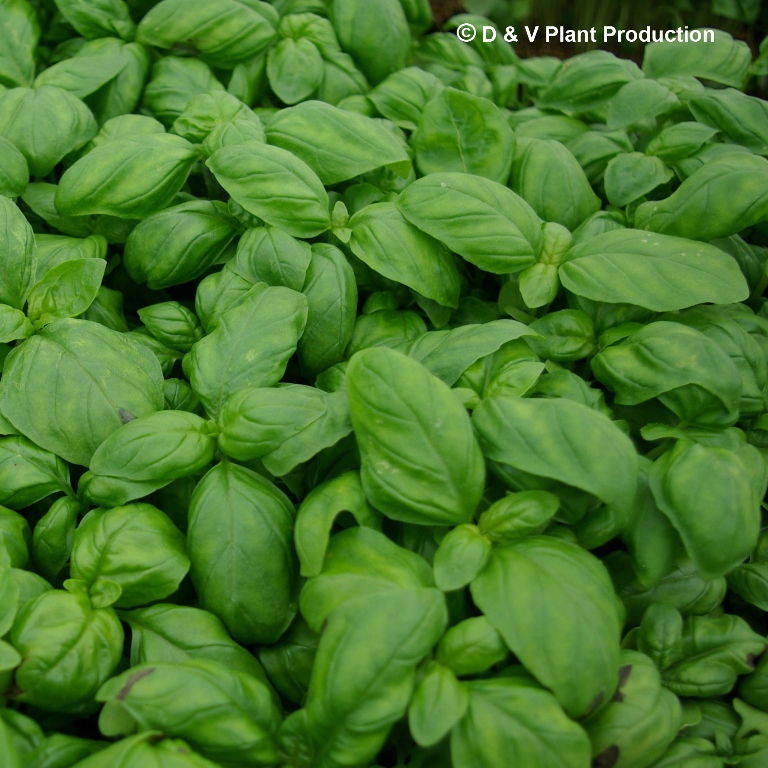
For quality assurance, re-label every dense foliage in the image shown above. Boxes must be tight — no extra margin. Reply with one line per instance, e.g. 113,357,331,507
1,0,768,766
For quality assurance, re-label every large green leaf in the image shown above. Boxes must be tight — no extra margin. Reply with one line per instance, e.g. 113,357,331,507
649,438,765,579
187,462,298,645
0,86,97,177
412,87,515,183
642,29,752,88
347,347,485,526
206,141,330,238
0,196,35,311
395,319,537,386
451,676,591,768
348,202,461,309
0,319,164,466
560,229,749,310
397,172,543,274
634,153,768,241
0,0,39,88
185,283,308,419
472,395,638,513
471,537,622,718
55,134,199,219
302,588,447,766
266,100,411,184
136,0,278,69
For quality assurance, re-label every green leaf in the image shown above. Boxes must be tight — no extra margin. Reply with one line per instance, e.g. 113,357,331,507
267,38,323,105
408,662,467,747
124,200,240,290
34,233,107,278
368,67,444,131
136,0,278,69
294,470,382,578
187,462,298,644
649,439,764,579
21,182,95,238
451,675,592,767
433,524,491,591
348,202,461,309
184,283,308,419
0,86,98,177
511,137,601,231
606,79,679,131
85,41,151,125
347,347,486,526
217,385,329,461
26,258,106,328
71,503,189,608
121,604,271,684
137,302,205,353
478,490,560,543
0,319,164,466
346,309,428,357
53,0,136,40
0,506,31,568
397,172,543,274
436,616,508,677
641,609,767,698
31,496,81,583
330,0,411,85
591,321,742,428
635,153,768,241
690,88,768,156
0,194,36,311
412,87,515,183
0,135,28,198
537,50,642,115
298,526,436,631
301,587,446,765
217,383,352,476
0,435,72,510
473,395,638,515
142,55,226,127
194,264,253,333
231,225,311,292
471,538,622,718
298,243,357,377
206,141,330,238
33,38,128,98
604,152,673,208
11,588,123,712
89,578,123,609
173,90,259,143
527,309,596,362
645,122,720,163
96,660,281,764
266,100,411,184
395,320,535,386
0,305,32,344
0,0,39,88
55,134,199,219
584,650,682,768
82,410,217,506
560,229,749,311
642,28,752,88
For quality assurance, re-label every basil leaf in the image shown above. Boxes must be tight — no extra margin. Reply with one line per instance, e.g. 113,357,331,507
266,100,411,184
397,172,543,274
560,229,749,311
0,319,164,466
207,141,330,238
